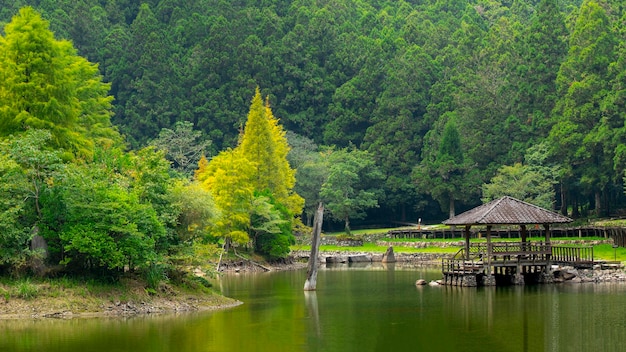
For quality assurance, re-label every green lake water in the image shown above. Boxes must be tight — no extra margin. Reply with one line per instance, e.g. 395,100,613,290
2,263,626,352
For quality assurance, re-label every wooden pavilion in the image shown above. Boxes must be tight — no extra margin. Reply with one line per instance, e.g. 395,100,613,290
441,196,573,286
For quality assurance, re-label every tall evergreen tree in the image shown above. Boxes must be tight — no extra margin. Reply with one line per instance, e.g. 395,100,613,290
414,117,479,218
520,0,568,137
239,87,304,217
0,7,119,159
549,0,617,216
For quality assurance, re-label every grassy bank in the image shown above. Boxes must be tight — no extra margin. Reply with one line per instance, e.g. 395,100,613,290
0,275,238,318
295,233,626,262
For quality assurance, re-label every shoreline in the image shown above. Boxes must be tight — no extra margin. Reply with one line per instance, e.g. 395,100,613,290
4,247,626,319
0,277,242,320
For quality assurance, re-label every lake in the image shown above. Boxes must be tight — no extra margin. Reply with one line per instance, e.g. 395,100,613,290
2,263,626,352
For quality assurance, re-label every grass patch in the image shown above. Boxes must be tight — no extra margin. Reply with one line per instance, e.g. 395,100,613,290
16,279,39,300
0,274,236,317
593,244,626,262
325,228,394,236
296,243,460,254
591,219,626,227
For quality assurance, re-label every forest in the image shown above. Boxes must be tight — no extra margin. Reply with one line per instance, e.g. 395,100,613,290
1,0,626,277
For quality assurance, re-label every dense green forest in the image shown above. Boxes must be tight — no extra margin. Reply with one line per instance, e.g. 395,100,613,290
2,0,626,278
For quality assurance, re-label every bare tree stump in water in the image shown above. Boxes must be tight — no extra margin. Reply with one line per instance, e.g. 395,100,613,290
304,203,324,291
382,246,396,263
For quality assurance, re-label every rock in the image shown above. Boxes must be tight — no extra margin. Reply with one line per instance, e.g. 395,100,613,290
415,279,427,286
428,280,440,286
553,269,577,281
348,255,371,263
382,246,396,263
325,256,344,264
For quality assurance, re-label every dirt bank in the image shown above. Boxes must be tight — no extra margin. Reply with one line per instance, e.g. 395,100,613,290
0,279,240,320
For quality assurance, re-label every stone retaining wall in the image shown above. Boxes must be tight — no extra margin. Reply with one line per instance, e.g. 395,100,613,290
375,239,613,249
290,250,446,264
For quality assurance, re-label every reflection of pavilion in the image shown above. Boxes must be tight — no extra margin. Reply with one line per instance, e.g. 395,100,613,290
442,196,573,286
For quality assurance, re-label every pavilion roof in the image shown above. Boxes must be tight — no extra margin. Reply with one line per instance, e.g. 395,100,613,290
443,196,573,226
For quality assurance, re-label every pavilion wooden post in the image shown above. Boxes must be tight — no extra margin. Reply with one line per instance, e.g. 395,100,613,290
544,223,551,261
304,203,324,291
464,225,471,260
486,225,492,272
482,225,496,285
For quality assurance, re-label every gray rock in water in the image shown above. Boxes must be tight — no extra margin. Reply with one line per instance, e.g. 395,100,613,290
326,257,346,264
415,279,427,286
348,255,371,263
382,246,396,263
553,269,577,282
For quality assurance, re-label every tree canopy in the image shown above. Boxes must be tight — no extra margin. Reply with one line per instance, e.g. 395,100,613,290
2,0,626,232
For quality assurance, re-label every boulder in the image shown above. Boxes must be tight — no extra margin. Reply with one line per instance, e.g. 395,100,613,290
553,269,578,282
415,279,427,286
325,256,345,264
348,255,371,263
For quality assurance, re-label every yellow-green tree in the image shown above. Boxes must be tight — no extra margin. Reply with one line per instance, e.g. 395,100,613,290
196,149,255,248
239,87,304,216
0,7,119,159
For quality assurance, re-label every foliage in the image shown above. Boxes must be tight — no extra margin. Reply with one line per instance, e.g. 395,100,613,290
414,118,480,217
150,121,212,176
0,145,31,269
0,7,119,160
250,191,293,260
3,1,626,263
169,179,219,243
47,160,163,273
239,87,304,217
482,162,556,209
196,148,255,247
286,132,328,225
320,146,384,234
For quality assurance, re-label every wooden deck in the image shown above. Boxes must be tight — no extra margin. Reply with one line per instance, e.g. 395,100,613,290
442,241,594,286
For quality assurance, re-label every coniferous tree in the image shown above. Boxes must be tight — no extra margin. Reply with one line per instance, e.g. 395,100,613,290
414,117,479,218
0,7,119,159
549,0,617,216
239,87,304,217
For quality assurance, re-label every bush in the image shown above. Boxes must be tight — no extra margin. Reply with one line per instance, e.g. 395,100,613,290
16,279,38,300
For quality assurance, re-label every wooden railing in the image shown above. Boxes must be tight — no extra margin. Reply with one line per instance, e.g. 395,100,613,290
469,242,551,256
442,248,484,274
551,246,594,266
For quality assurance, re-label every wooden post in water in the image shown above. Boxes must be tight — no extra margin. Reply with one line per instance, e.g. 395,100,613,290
304,203,324,291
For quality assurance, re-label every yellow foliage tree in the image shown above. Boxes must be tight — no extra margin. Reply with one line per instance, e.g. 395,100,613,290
196,148,255,246
239,87,304,216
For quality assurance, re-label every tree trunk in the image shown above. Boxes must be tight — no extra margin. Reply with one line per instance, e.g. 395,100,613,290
595,191,602,217
344,217,351,235
572,196,580,218
560,183,568,216
304,203,324,291
449,196,456,219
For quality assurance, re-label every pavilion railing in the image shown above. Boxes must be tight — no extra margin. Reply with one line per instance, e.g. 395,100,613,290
442,248,484,274
551,246,594,265
469,242,552,256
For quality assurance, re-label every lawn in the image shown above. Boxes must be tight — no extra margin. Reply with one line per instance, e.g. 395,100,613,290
294,235,626,262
